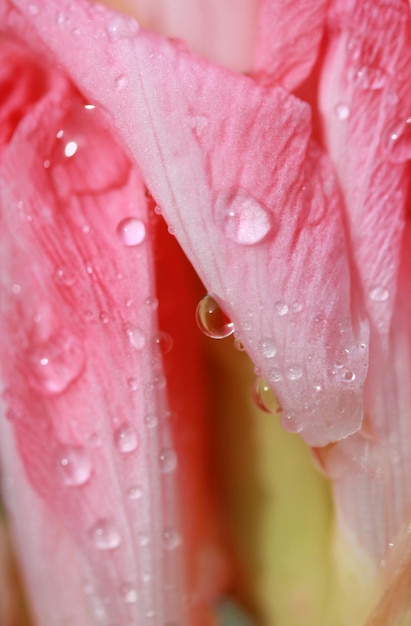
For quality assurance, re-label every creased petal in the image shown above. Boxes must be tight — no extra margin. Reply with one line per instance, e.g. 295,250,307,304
252,0,328,90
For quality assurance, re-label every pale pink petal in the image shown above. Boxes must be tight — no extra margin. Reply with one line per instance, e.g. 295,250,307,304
252,0,328,90
97,0,258,72
0,35,222,626
1,0,370,446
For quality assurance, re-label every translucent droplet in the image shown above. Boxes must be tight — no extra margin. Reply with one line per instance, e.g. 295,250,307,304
153,331,173,354
27,333,85,395
343,369,356,382
127,377,138,391
260,338,277,358
120,583,138,604
270,367,282,383
216,190,272,245
99,311,109,324
114,74,128,91
114,423,138,453
57,11,67,26
282,413,303,434
287,367,303,381
127,485,143,500
125,325,146,349
352,65,385,90
144,413,158,429
117,218,146,247
253,377,280,414
90,518,121,550
159,448,177,474
196,294,234,339
369,286,389,302
106,13,139,40
291,302,302,313
56,445,92,486
276,302,289,316
233,337,245,351
163,527,181,550
385,118,411,163
54,264,76,286
335,102,350,120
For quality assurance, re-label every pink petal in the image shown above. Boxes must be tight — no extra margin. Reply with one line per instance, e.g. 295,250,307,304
252,0,328,90
0,35,224,625
1,0,370,446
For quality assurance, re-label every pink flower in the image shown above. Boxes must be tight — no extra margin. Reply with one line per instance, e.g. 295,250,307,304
1,0,411,624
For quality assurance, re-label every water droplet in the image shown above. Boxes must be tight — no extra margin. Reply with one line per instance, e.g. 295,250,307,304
335,102,350,120
343,369,356,382
187,115,209,136
145,297,159,310
253,377,280,414
159,448,177,474
385,118,411,163
216,190,272,245
56,445,92,486
270,367,282,382
144,413,158,429
117,218,146,247
127,377,138,391
260,338,277,358
352,65,385,90
57,11,68,26
153,331,173,354
90,518,121,550
276,302,289,316
54,264,76,286
127,485,143,500
291,302,302,313
287,367,303,381
27,333,85,395
99,311,109,324
163,528,181,550
233,337,245,351
114,74,128,91
369,286,389,302
125,325,146,349
282,413,303,434
114,423,138,453
106,13,139,40
120,583,137,604
196,294,234,339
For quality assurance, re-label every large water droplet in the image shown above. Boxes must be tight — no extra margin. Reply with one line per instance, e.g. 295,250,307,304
216,191,272,245
385,118,411,163
253,377,280,414
90,518,121,550
196,294,234,339
260,338,277,358
117,218,146,247
159,448,177,474
56,445,92,486
114,423,138,454
369,285,389,302
27,333,85,395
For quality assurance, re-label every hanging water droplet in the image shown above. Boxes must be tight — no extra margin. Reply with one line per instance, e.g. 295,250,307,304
56,445,92,486
120,583,138,604
159,448,177,473
260,338,277,358
287,367,303,381
369,285,389,302
253,377,280,414
335,102,350,120
90,518,121,550
114,423,138,454
117,217,146,247
144,413,158,429
276,302,289,316
27,333,85,396
385,118,411,163
196,294,234,339
125,325,146,349
216,190,272,245
153,331,173,354
233,336,245,351
163,528,181,550
106,13,139,40
127,485,143,500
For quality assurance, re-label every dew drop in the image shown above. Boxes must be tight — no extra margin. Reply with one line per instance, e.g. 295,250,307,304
127,485,143,500
352,65,385,90
117,217,146,247
125,325,146,350
282,414,303,434
270,367,282,383
56,445,92,486
114,74,128,91
54,264,76,286
114,423,138,454
106,13,139,40
343,369,356,382
369,285,389,302
216,190,272,245
144,413,158,429
253,377,280,414
260,338,277,358
163,528,181,550
159,448,177,474
287,367,303,381
276,302,289,316
334,102,350,120
90,518,121,550
153,331,173,354
291,302,302,313
196,294,234,339
120,583,138,604
27,333,85,396
127,377,138,391
57,11,67,26
385,118,411,163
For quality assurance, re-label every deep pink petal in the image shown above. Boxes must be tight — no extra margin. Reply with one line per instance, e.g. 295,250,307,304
252,0,328,90
1,0,371,446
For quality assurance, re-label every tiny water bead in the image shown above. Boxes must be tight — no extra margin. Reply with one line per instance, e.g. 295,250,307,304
54,264,76,286
114,423,139,454
127,485,143,500
253,377,281,414
125,325,146,350
369,285,389,302
120,583,138,604
90,518,121,550
163,528,181,551
196,294,234,339
117,218,146,247
27,333,85,396
260,338,277,358
216,191,272,245
158,448,177,474
276,302,289,316
106,13,139,40
385,117,411,163
56,445,92,487
144,413,158,429
335,102,350,121
287,367,303,381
